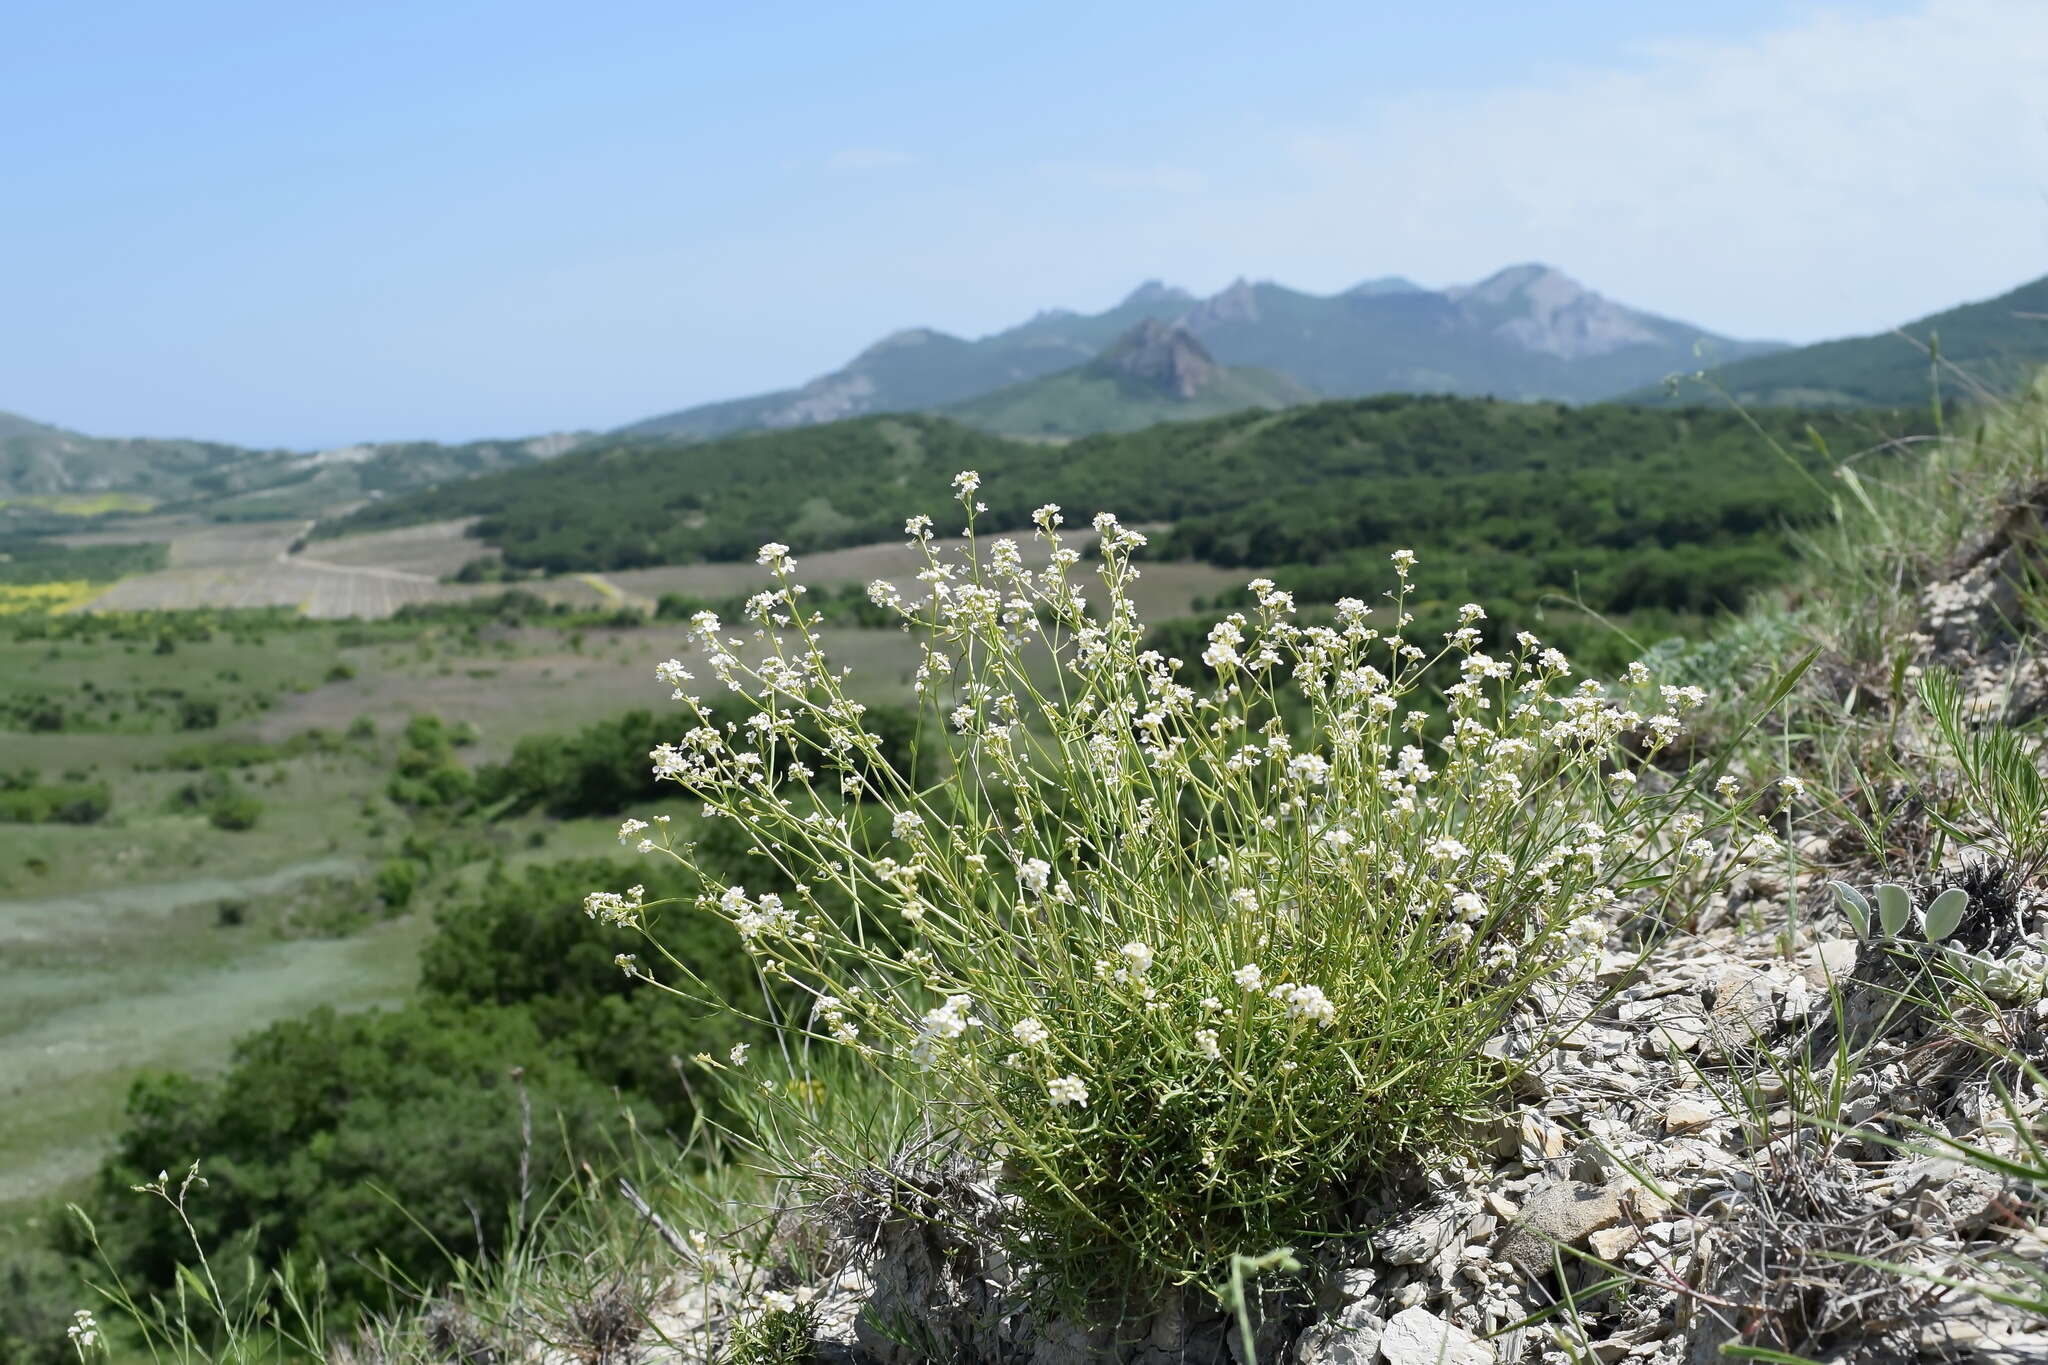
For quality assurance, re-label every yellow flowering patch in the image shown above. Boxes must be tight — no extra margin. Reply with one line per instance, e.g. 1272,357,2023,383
0,581,104,615
0,492,157,515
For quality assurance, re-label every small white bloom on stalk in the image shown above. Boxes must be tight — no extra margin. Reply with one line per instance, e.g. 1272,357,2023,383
1194,1028,1222,1061
1779,775,1807,799
756,541,795,573
730,1043,750,1067
921,994,975,1041
1047,1074,1090,1108
1232,963,1265,992
654,658,693,697
618,817,648,845
67,1310,100,1353
1120,941,1154,976
891,809,924,840
1012,1017,1050,1046
1018,858,1053,896
1287,753,1330,785
1276,982,1337,1027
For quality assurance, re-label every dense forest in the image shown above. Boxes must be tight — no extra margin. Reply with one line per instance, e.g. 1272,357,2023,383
327,396,1928,633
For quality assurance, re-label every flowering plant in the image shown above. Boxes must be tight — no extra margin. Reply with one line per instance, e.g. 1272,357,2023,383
591,477,1723,1307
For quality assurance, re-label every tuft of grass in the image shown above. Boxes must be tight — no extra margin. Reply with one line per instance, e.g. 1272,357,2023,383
722,1302,818,1365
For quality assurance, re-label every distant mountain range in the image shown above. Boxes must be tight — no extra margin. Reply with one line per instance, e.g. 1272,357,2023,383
10,265,2048,524
1629,272,2048,408
621,264,1787,440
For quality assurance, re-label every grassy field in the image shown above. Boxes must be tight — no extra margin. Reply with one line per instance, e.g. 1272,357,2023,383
60,514,1251,624
0,592,945,1220
0,507,1264,1226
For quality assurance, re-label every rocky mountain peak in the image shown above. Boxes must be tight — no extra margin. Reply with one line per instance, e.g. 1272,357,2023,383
852,327,957,363
1181,278,1262,330
1120,280,1195,309
1088,319,1222,399
1448,264,1662,359
1344,276,1426,298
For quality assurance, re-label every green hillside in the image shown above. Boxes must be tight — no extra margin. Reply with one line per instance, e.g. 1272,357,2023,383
328,395,1928,648
1628,270,2048,407
944,319,1316,436
0,410,588,521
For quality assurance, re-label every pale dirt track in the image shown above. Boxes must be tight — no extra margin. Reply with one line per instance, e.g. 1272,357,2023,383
83,517,610,618
79,517,1246,621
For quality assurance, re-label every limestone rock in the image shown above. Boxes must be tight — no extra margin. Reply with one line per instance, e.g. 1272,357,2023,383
1495,1176,1662,1274
1377,1306,1491,1365
1292,1303,1386,1365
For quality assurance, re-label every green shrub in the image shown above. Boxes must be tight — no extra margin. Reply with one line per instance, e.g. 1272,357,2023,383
593,490,1742,1313
374,857,421,910
0,781,110,824
69,1005,625,1315
176,695,221,730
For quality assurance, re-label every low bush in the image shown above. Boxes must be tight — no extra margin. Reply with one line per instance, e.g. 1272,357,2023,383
590,486,1745,1314
0,780,111,824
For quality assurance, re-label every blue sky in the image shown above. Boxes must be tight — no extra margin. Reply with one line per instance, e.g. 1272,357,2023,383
4,0,2042,447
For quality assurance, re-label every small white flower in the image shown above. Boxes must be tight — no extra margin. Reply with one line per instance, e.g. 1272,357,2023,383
1232,963,1264,991
756,542,795,573
729,1043,750,1067
1120,941,1155,976
892,809,924,839
617,817,649,845
1683,838,1713,861
1194,1027,1221,1061
1019,858,1052,895
1278,983,1337,1027
1012,1017,1050,1046
952,469,982,498
1779,775,1807,799
1047,1074,1090,1108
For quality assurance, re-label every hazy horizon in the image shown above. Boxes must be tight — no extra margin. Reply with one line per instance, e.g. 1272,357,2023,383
6,0,2045,447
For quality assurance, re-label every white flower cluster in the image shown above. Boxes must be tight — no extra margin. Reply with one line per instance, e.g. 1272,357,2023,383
583,883,646,926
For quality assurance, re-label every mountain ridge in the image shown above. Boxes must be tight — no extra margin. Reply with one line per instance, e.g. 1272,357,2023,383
619,263,1785,440
1626,271,2048,408
943,320,1317,437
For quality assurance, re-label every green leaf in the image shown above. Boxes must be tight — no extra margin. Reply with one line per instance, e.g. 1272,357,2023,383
1828,881,1871,938
1923,887,1967,942
1875,882,1912,936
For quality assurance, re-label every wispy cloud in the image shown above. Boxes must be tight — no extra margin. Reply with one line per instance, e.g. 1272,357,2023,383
1243,0,2048,339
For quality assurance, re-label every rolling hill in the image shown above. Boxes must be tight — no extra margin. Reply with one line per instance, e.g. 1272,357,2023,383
620,265,1784,439
0,409,590,521
943,320,1316,436
1630,270,2048,408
